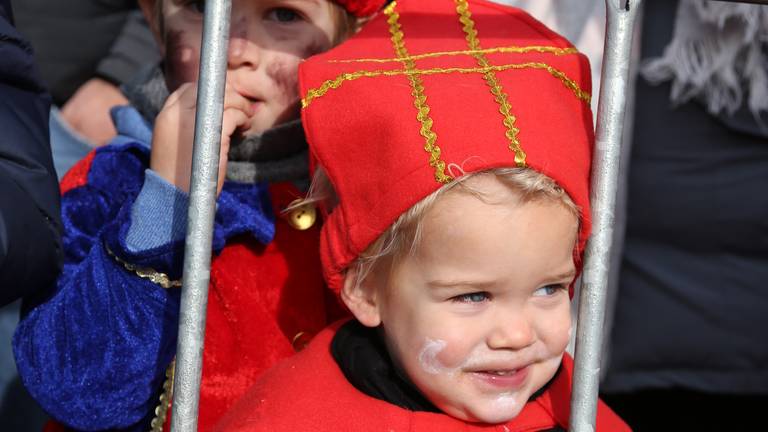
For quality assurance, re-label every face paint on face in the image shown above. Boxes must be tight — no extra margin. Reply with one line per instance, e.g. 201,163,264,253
265,56,301,122
372,176,578,424
158,0,339,134
415,331,566,421
418,338,450,375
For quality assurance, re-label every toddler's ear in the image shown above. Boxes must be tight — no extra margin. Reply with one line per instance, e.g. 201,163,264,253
340,268,382,328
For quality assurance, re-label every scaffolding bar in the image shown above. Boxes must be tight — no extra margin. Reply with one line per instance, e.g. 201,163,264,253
170,0,232,430
568,1,641,431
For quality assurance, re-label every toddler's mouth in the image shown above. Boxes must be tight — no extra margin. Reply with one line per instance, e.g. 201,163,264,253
244,97,263,115
469,365,530,389
484,370,518,376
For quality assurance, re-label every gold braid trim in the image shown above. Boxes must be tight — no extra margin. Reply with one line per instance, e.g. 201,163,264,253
384,1,452,184
302,63,590,109
105,244,181,289
150,359,175,432
455,0,526,166
327,45,579,64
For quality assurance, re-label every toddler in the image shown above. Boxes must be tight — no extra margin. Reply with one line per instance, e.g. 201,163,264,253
218,0,630,430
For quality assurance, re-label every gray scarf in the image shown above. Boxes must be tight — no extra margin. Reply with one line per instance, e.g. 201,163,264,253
122,66,309,184
642,0,768,122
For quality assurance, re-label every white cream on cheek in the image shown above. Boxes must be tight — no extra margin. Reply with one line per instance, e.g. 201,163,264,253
418,338,454,375
417,337,528,420
489,392,525,419
416,336,564,422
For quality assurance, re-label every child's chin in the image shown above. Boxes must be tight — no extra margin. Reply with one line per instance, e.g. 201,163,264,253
440,396,526,425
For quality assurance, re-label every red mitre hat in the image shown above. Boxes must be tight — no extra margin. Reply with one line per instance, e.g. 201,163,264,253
334,0,388,17
300,0,594,293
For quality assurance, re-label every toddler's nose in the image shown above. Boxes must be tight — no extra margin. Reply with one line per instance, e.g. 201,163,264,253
487,312,535,351
227,18,257,69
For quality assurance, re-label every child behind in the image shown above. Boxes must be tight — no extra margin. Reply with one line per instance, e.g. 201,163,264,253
13,1,384,431
217,0,630,430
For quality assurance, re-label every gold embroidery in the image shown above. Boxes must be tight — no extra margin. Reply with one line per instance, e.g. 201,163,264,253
303,1,590,181
384,1,451,184
301,62,591,109
328,45,579,64
105,244,182,289
150,359,175,432
455,0,526,166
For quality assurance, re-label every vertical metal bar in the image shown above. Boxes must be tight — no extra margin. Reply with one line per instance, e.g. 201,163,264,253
569,1,641,431
170,0,232,431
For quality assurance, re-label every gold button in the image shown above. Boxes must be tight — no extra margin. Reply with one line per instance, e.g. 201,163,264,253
285,199,317,231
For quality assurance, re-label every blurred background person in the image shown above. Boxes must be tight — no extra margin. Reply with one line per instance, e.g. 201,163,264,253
11,0,161,177
600,1,768,430
2,2,159,430
0,0,62,429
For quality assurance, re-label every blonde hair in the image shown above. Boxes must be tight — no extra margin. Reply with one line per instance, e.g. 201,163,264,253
296,167,580,288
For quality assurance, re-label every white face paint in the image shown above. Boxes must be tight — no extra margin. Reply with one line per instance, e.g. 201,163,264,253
413,333,564,423
418,338,452,375
361,178,577,424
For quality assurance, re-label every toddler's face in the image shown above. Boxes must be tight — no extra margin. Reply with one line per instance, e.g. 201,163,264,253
157,0,338,134
375,177,577,424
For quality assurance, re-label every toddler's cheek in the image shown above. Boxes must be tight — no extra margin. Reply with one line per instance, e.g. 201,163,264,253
417,337,471,374
266,56,301,103
302,39,329,59
164,30,199,91
436,340,473,369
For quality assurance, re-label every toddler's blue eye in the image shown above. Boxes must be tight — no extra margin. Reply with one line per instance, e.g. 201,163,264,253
452,292,490,303
268,8,301,23
533,285,563,297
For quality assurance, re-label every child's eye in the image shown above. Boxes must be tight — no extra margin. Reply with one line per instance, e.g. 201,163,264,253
451,292,490,303
533,284,565,297
266,8,302,23
183,0,205,14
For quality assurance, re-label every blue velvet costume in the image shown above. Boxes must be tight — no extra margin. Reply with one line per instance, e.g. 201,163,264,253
13,106,275,431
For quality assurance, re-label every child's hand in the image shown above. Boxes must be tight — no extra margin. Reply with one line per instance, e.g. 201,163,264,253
150,82,254,194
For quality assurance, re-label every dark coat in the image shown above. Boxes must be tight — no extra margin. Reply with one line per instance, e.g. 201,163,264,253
0,0,62,304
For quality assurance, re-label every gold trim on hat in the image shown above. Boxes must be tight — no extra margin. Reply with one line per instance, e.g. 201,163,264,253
302,63,591,108
301,1,592,185
384,1,452,184
327,45,579,64
455,0,525,166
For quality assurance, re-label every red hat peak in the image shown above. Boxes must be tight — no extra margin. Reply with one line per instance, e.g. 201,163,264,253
300,0,594,293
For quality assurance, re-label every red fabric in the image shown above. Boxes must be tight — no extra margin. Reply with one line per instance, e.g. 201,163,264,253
45,182,337,432
193,182,335,431
59,150,96,195
215,321,631,432
299,0,595,294
332,0,387,17
42,422,66,432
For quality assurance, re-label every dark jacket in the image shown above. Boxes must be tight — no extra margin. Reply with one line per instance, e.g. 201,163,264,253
10,0,161,105
0,0,62,304
603,0,768,395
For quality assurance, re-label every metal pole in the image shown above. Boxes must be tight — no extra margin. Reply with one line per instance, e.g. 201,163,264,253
569,1,641,431
170,0,232,431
